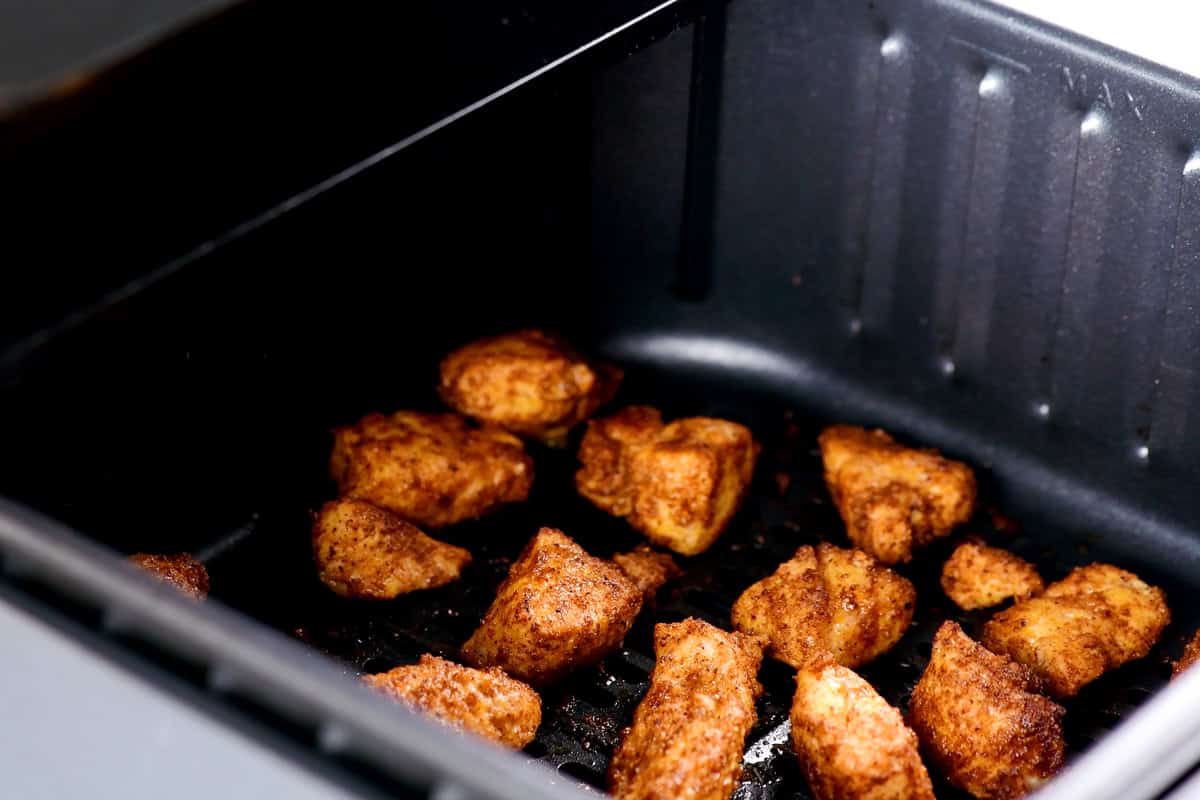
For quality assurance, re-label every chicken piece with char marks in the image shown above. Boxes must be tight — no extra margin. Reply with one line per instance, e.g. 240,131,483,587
909,621,1065,800
331,410,532,528
576,406,759,556
732,543,915,669
941,541,1044,611
129,553,209,598
792,659,934,800
612,544,681,601
609,618,764,800
1173,629,1200,679
461,528,643,686
313,497,471,599
982,563,1169,697
439,329,622,445
363,654,541,748
819,425,976,564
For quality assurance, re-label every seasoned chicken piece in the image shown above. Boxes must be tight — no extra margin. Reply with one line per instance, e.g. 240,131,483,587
1173,630,1200,679
609,618,763,800
439,329,622,445
909,622,1065,800
941,541,1044,611
819,425,976,564
363,655,541,748
576,406,759,556
312,498,471,599
461,528,642,686
792,660,934,800
129,553,209,598
732,543,915,669
612,544,681,601
981,563,1170,697
331,411,533,528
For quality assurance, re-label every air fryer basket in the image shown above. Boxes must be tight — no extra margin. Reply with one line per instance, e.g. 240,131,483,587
3,0,1200,798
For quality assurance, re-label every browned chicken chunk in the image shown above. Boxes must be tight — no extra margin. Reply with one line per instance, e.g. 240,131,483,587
941,541,1044,611
439,329,622,445
1174,629,1200,679
363,654,541,748
312,498,471,599
576,406,759,556
129,553,209,598
612,544,681,601
609,618,764,800
461,528,643,686
792,659,934,800
909,622,1065,800
331,410,533,528
819,425,976,564
732,543,915,669
981,563,1170,697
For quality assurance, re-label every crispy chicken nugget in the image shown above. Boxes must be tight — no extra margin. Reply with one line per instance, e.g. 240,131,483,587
439,329,622,445
732,543,914,669
792,659,934,800
576,406,759,556
1174,630,1200,679
909,622,1065,800
331,410,533,528
609,618,764,800
819,425,976,564
941,541,1044,611
461,528,643,686
612,544,682,601
312,498,471,599
363,655,541,748
981,563,1169,697
129,553,209,598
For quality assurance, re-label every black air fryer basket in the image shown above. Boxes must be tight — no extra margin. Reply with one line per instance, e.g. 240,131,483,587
4,0,1200,798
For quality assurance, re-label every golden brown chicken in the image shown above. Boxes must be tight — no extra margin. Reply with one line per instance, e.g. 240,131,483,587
1173,630,1200,679
909,621,1065,800
612,544,681,601
331,410,533,528
438,329,623,445
981,563,1170,697
819,425,976,564
608,618,763,800
941,541,1044,611
312,497,471,599
460,528,643,686
363,654,541,748
576,406,759,556
731,543,914,669
129,553,209,598
792,659,934,800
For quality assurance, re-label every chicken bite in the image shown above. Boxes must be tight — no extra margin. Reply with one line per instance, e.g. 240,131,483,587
363,654,541,748
331,410,533,528
732,543,914,669
439,329,622,445
576,406,759,556
312,497,471,599
941,541,1044,611
612,544,681,601
981,563,1169,697
819,425,976,564
608,618,763,800
461,528,643,686
129,553,209,598
1173,629,1200,679
792,659,934,800
909,621,1065,800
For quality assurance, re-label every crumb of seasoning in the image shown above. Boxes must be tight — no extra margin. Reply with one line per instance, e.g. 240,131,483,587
988,507,1020,533
773,472,791,496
